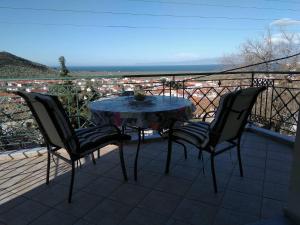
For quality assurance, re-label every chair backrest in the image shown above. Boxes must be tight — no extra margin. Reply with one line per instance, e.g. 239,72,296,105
15,91,78,154
209,86,266,146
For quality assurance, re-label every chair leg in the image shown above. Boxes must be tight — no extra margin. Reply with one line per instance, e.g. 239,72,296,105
165,135,173,174
183,143,187,159
91,153,96,165
46,147,51,185
119,141,128,181
198,149,202,159
210,151,218,193
77,159,82,168
142,129,145,143
68,161,75,203
199,149,205,175
134,128,142,180
237,137,244,177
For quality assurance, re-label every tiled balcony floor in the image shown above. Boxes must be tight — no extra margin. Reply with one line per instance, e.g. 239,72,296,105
0,131,294,225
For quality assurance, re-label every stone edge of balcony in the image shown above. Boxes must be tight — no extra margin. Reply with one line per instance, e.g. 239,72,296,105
0,133,164,160
246,125,295,147
0,147,47,161
0,127,294,161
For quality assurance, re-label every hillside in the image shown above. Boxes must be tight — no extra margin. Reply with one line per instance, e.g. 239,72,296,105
0,52,58,78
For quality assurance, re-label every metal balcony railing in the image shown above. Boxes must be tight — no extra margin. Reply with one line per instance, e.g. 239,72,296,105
1,71,299,151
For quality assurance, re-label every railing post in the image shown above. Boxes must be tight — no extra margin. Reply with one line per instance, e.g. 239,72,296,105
269,79,275,129
182,81,185,98
251,72,255,87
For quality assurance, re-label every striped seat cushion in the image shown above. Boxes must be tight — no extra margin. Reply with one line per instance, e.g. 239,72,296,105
76,125,131,152
172,122,210,148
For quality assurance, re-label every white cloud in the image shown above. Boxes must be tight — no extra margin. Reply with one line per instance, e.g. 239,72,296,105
271,18,300,26
270,33,300,44
270,33,289,44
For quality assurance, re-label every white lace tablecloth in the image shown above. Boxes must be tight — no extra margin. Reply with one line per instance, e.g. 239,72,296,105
88,95,194,129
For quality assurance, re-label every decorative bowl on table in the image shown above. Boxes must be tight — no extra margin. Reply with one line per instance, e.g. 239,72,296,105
133,85,146,100
134,93,146,101
128,95,154,106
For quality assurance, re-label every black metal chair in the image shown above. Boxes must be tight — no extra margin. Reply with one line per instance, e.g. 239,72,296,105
165,86,266,192
15,91,130,203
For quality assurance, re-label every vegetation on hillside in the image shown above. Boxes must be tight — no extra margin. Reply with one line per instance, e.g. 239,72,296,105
0,65,59,78
0,51,59,78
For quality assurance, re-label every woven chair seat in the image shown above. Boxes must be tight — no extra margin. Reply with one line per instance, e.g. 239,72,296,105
76,126,131,152
172,122,210,149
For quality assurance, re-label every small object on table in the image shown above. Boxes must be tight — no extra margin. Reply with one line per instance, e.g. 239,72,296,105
134,92,146,101
129,96,154,106
134,85,146,101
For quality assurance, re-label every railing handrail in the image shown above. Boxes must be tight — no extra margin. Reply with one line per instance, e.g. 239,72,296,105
124,70,300,78
1,70,300,81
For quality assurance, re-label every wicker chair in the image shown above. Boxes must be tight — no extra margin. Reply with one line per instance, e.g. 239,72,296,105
16,91,130,203
165,87,266,192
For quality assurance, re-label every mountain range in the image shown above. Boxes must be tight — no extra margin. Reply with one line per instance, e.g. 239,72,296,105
0,51,58,78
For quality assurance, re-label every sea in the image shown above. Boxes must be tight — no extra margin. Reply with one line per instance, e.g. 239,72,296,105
68,64,223,73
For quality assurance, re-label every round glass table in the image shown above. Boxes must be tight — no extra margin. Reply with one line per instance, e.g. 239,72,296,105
89,95,195,179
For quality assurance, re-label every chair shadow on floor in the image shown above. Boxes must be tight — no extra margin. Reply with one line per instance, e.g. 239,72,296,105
0,133,293,225
0,143,137,225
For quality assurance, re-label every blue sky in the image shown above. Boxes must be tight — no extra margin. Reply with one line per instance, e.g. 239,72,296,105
0,0,300,66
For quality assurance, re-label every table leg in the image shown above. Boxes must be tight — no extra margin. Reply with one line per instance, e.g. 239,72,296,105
134,127,142,181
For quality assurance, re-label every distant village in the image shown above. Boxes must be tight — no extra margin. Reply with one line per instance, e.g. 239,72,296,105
0,76,246,95
0,76,250,119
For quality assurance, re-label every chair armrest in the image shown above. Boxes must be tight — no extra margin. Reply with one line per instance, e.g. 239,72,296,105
202,110,217,122
95,123,123,135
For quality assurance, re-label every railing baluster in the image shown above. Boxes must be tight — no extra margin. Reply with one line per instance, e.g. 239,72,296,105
269,80,275,129
182,81,185,99
251,72,255,87
264,83,269,126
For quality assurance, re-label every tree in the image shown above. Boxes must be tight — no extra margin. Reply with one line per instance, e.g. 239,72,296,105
59,56,69,76
48,80,101,128
222,29,300,72
222,29,300,134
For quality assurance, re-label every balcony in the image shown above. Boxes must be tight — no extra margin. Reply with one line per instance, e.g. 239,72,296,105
0,71,298,225
0,132,294,225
